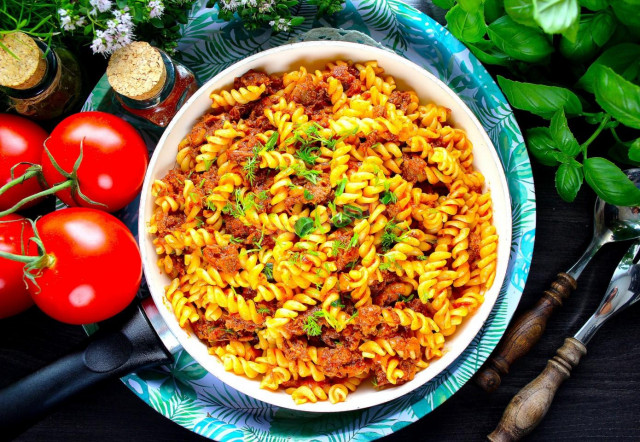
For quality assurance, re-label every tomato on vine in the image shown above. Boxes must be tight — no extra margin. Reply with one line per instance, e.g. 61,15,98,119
0,208,142,324
0,112,148,217
0,214,36,319
0,114,48,212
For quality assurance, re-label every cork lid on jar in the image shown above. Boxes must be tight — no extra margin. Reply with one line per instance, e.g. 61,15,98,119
107,41,167,101
0,32,47,90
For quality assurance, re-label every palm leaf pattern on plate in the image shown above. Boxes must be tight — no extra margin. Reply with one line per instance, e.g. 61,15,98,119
79,1,536,440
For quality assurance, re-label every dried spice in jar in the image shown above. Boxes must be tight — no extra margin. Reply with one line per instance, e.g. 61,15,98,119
0,32,83,120
107,42,199,128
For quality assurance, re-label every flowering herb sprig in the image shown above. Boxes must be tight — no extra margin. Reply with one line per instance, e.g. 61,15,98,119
210,0,344,33
57,0,196,55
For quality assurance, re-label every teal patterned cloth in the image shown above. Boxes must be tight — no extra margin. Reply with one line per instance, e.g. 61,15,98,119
80,1,536,440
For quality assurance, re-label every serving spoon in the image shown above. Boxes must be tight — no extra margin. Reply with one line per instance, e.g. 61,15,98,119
488,239,640,441
475,168,640,392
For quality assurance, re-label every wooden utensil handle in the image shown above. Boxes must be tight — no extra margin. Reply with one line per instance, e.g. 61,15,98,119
487,338,587,442
475,273,577,392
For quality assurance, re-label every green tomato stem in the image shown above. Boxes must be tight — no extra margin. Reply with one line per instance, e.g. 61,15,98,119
0,166,42,195
0,180,72,218
581,115,611,158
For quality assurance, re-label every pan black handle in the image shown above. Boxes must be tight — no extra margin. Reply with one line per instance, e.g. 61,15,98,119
0,303,173,432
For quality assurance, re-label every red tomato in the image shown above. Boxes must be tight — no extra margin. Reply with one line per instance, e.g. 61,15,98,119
42,112,148,212
0,114,48,211
0,214,35,318
27,208,142,324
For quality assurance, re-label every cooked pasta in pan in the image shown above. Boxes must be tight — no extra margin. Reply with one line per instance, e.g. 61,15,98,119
148,60,497,404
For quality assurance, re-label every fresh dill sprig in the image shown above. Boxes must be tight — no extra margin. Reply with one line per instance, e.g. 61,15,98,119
222,189,261,218
380,221,407,252
257,307,271,314
263,263,274,281
291,163,321,184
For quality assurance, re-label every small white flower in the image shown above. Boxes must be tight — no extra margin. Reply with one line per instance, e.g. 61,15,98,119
259,0,274,13
58,8,68,17
90,0,112,13
221,0,238,11
107,19,118,29
148,0,164,19
91,36,107,54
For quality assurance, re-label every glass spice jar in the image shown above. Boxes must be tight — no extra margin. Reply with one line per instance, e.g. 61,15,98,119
0,32,83,120
107,42,198,128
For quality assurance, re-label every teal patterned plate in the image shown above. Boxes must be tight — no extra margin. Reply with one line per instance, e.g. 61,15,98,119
81,0,535,440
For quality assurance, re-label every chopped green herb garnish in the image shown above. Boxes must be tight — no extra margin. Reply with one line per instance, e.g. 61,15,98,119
331,239,347,257
264,131,279,151
348,232,359,249
335,177,347,197
380,190,398,205
258,190,269,201
331,212,353,228
294,217,315,238
203,159,214,171
331,299,345,309
198,178,206,188
195,216,205,228
257,307,271,314
292,163,321,184
380,221,406,252
222,190,262,218
307,250,320,256
189,192,198,202
263,263,274,281
398,294,415,303
343,204,364,219
288,252,302,264
304,189,314,200
417,255,428,261
303,313,322,336
296,143,320,166
229,236,244,244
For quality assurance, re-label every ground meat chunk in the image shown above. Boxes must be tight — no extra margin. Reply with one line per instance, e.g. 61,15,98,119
156,212,186,237
468,231,481,264
169,255,187,276
303,174,332,205
373,282,407,306
192,318,235,344
355,304,382,337
405,298,431,317
225,314,261,333
203,243,240,273
285,306,321,337
317,346,370,378
234,70,283,95
329,64,362,97
283,338,309,361
320,327,342,348
330,229,359,271
373,358,418,389
291,76,319,106
250,168,276,195
390,336,421,360
401,154,428,183
388,91,414,113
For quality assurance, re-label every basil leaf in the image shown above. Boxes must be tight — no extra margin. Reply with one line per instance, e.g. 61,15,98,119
335,177,347,197
594,65,640,129
343,204,365,219
467,40,512,66
580,0,608,10
446,4,487,43
458,0,484,11
555,163,583,202
584,157,640,206
484,0,505,23
498,76,583,118
533,0,579,35
488,16,554,62
611,0,640,30
264,131,279,151
504,0,538,27
526,127,560,166
432,0,456,9
608,143,640,167
577,44,640,93
559,12,614,61
294,217,315,238
628,138,640,162
550,109,581,157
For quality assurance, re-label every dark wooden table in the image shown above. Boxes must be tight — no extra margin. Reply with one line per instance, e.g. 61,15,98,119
3,1,640,441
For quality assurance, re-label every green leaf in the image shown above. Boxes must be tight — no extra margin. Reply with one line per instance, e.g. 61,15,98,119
497,76,583,118
432,0,456,9
584,157,640,206
458,0,484,11
488,16,554,62
467,39,512,66
580,0,608,10
577,43,640,93
593,65,640,129
608,142,640,167
611,0,640,31
151,18,164,28
446,4,487,43
484,0,506,23
504,0,538,27
559,12,614,61
556,163,583,202
628,138,640,161
533,0,579,35
550,109,581,156
294,217,314,238
526,127,560,166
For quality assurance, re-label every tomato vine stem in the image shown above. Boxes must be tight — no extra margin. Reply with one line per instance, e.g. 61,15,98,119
0,180,72,218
